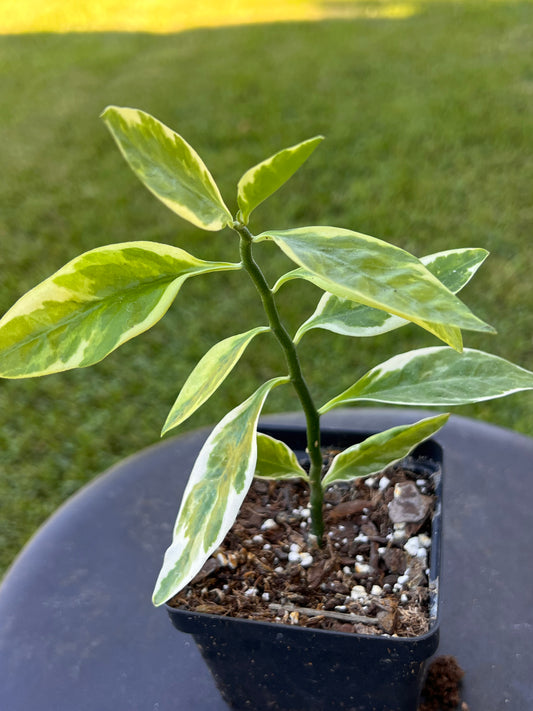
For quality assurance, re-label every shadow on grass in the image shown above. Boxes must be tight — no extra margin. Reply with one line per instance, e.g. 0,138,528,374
1,0,532,576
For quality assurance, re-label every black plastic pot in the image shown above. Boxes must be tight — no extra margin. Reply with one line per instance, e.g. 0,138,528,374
166,423,443,711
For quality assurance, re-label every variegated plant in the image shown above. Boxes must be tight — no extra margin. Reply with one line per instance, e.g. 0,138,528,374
1,107,532,607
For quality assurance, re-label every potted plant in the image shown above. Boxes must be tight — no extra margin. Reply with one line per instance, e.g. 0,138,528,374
1,107,532,710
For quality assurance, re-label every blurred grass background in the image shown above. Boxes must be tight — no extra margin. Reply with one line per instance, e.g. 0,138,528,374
1,0,532,578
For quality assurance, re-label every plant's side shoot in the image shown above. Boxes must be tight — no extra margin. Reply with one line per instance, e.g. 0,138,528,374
1,107,532,606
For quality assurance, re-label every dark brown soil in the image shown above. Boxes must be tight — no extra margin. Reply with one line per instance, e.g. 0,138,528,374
168,458,439,637
419,656,467,711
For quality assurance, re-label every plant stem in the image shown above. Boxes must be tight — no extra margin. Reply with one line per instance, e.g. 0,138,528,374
234,222,324,543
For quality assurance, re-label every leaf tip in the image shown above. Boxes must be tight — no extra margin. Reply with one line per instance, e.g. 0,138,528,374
100,105,124,123
151,589,166,607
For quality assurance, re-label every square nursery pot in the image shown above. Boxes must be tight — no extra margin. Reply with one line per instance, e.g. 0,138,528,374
166,423,443,711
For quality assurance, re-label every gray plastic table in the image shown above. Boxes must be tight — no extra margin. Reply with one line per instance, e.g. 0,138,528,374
1,409,532,710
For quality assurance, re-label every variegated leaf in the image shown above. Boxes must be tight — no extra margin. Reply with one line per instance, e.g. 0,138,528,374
256,227,494,349
101,106,233,231
321,414,449,488
0,242,240,378
272,267,311,293
152,377,288,605
237,136,323,224
162,326,270,435
293,248,488,346
254,433,308,480
319,347,533,413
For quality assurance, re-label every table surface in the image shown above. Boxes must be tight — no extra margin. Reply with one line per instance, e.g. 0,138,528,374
1,408,532,711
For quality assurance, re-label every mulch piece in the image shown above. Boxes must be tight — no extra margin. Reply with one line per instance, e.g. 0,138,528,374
168,453,440,638
419,656,468,711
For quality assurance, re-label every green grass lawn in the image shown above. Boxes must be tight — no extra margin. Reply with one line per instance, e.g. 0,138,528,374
1,0,532,578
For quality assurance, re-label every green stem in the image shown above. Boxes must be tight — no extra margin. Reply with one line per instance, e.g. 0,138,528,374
234,222,324,543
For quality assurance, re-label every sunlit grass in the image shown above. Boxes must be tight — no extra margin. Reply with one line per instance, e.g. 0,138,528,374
1,0,419,34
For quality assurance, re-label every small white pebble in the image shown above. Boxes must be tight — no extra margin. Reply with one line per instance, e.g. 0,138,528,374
342,537,349,544
400,593,409,603
244,587,258,597
393,583,402,593
300,522,307,529
354,533,369,543
338,525,346,532
418,533,431,549
335,605,347,612
393,525,407,542
343,566,352,575
371,585,383,596
378,547,386,555
292,508,301,516
261,592,270,601
351,585,367,600
416,548,428,561
216,552,228,566
404,537,420,556
365,477,376,488
300,553,314,568
397,574,409,585
263,543,272,550
288,551,301,563
275,566,284,574
379,476,391,491
301,508,311,518
261,518,277,531
361,514,368,522
383,583,392,592
223,584,229,591
252,534,264,544
356,554,364,562
355,562,372,575
289,542,301,552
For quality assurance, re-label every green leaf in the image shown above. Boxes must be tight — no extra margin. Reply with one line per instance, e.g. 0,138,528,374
254,433,308,480
256,227,495,349
237,136,323,224
294,248,488,345
162,327,270,435
101,106,233,231
0,242,240,378
152,377,288,605
320,347,533,413
321,414,449,488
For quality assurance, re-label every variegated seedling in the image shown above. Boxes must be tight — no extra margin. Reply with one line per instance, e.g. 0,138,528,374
1,107,532,606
